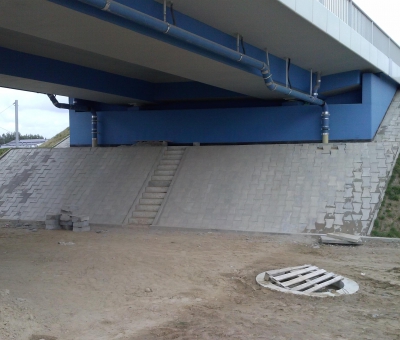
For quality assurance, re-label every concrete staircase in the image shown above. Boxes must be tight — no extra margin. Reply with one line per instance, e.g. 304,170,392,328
128,146,186,225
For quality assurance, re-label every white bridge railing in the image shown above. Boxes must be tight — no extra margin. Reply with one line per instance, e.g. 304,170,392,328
319,0,400,67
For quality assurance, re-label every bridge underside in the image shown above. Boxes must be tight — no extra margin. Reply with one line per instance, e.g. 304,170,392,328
0,0,398,144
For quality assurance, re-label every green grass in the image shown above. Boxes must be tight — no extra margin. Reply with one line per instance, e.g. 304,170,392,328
39,127,70,148
373,154,400,238
0,148,10,158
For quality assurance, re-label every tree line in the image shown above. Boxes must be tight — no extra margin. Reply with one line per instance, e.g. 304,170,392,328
0,132,45,145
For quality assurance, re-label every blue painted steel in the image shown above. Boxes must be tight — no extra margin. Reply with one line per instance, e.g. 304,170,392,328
0,47,153,102
0,46,249,104
325,89,362,104
363,73,398,137
320,70,361,95
153,82,246,102
69,73,397,145
76,0,325,106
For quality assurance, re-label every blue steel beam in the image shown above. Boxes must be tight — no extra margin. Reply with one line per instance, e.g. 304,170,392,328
0,46,153,103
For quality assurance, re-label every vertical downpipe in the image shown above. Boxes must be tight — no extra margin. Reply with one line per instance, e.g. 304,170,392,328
321,104,330,144
91,109,98,147
163,0,167,22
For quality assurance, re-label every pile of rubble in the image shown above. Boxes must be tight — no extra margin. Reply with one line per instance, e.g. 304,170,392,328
45,208,90,232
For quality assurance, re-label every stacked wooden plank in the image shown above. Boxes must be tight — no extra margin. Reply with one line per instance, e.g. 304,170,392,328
265,264,343,294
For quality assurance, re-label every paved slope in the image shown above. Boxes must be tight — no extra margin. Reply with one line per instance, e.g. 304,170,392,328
156,92,400,235
0,147,161,225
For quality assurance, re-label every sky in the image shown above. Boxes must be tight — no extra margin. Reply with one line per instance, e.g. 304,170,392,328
0,0,399,139
0,89,68,139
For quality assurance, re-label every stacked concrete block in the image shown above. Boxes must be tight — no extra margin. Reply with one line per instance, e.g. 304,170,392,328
45,214,61,230
72,216,90,232
59,209,73,230
45,208,90,232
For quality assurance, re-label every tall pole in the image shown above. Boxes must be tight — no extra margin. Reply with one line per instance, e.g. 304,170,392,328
14,100,19,148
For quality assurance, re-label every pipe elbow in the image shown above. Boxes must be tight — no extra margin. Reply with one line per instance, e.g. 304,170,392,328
47,94,62,108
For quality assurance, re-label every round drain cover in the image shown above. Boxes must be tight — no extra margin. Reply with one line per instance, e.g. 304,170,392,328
256,264,358,297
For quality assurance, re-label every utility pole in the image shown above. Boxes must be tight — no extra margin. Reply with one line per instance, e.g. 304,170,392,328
14,100,19,148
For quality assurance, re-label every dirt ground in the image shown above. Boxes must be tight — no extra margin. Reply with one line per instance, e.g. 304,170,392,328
0,223,399,340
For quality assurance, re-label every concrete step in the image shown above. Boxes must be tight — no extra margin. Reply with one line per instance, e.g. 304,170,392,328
148,180,171,187
142,192,166,199
136,204,160,212
145,187,168,193
129,217,154,225
163,155,182,160
154,170,175,176
140,198,164,205
157,165,178,171
132,211,157,218
164,150,184,155
160,160,180,165
168,146,186,150
152,175,174,181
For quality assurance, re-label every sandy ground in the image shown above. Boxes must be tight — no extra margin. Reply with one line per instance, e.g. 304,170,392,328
0,224,399,340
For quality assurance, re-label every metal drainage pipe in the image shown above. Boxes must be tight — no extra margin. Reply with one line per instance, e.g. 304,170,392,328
47,94,98,147
321,103,330,144
75,0,330,142
91,109,98,147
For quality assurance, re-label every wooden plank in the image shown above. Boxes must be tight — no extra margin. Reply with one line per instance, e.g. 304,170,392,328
303,276,343,293
291,272,336,291
272,266,318,282
327,232,362,244
281,269,326,288
266,264,311,276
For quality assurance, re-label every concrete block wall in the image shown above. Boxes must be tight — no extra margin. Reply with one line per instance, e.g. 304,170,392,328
0,147,162,225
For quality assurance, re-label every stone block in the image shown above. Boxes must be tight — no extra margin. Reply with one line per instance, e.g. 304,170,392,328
60,220,73,226
60,214,71,221
45,220,61,230
71,215,89,223
73,221,89,228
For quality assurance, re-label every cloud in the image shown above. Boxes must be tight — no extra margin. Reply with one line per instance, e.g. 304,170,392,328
0,87,69,138
354,0,400,45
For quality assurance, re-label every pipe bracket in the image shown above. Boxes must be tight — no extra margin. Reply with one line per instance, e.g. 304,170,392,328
164,24,171,33
102,0,112,11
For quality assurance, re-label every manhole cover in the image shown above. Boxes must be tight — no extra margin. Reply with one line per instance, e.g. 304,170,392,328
256,264,359,297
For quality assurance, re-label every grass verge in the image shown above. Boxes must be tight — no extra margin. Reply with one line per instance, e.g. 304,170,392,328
0,148,10,158
372,155,400,238
39,127,70,148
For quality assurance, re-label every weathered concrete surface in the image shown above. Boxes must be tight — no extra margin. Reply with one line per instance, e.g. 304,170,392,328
156,91,400,235
0,147,161,225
